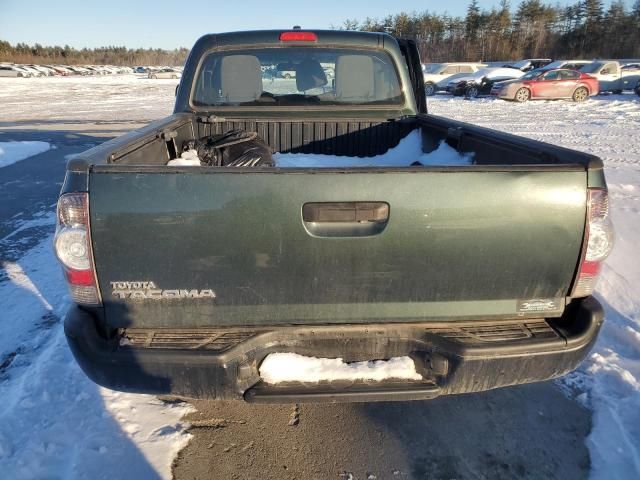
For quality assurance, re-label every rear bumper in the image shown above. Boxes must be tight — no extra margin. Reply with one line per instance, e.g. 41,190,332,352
64,297,603,403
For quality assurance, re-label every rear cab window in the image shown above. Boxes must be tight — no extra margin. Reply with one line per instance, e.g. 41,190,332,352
191,47,403,108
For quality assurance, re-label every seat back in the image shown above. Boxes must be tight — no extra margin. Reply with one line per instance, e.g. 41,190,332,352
220,55,262,103
335,55,374,102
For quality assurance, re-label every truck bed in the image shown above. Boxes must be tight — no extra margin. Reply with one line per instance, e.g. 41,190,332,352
87,112,603,173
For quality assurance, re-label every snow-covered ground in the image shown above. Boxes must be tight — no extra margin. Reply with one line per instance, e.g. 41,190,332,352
0,76,639,479
0,142,51,168
430,93,640,479
0,75,177,126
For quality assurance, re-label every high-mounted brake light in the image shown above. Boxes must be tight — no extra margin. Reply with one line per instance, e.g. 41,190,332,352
279,31,318,42
571,188,614,297
54,193,102,305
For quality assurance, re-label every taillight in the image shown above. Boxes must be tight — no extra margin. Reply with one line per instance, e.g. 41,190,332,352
571,188,614,297
279,31,318,42
54,193,101,305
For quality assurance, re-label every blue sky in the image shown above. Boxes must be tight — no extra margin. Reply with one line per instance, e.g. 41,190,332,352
0,0,630,49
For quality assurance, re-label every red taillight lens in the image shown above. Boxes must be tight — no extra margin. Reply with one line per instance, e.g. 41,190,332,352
54,193,101,305
279,31,318,42
571,188,614,297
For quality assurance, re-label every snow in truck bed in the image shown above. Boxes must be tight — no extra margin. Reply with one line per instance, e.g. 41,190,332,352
274,130,473,167
169,129,474,167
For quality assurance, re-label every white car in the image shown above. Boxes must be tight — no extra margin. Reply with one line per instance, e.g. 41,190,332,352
0,64,31,77
423,63,487,96
26,65,55,76
580,60,640,93
19,65,45,77
504,59,553,72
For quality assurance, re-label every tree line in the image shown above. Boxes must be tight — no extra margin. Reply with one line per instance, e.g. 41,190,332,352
0,40,189,66
1,0,639,66
342,0,640,62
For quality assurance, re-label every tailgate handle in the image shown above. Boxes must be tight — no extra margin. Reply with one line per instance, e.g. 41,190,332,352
302,202,389,223
302,202,389,238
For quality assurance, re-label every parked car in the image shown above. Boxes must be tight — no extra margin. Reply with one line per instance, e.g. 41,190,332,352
134,66,148,74
579,61,640,93
423,62,487,96
276,62,296,79
59,30,610,403
323,66,335,79
19,65,45,77
542,60,591,71
621,63,640,72
26,64,55,76
65,66,88,76
148,68,182,79
50,65,73,76
41,64,64,75
504,59,553,72
0,64,30,77
445,67,524,97
491,68,599,102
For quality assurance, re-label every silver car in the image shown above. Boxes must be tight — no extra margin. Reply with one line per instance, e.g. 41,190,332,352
0,65,31,77
148,68,182,79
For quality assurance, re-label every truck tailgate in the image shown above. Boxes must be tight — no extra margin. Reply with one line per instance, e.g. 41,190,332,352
89,168,586,328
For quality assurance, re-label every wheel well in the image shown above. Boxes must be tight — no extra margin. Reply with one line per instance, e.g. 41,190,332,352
575,84,590,94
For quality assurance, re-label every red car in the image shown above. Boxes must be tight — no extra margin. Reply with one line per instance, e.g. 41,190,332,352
491,68,599,102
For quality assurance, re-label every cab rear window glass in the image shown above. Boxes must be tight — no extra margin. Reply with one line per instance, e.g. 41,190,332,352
192,47,403,107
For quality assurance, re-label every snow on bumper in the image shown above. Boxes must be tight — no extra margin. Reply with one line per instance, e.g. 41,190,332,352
64,297,604,403
259,353,423,384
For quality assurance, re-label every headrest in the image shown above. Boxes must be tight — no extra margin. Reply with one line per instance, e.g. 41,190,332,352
335,55,374,102
295,59,327,91
220,55,262,103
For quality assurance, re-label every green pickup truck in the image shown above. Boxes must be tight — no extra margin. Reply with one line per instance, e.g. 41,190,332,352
57,30,613,403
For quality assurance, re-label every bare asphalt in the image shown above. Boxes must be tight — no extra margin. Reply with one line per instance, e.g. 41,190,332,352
1,123,592,480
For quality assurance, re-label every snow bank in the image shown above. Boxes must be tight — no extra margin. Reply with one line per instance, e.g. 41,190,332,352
274,130,473,167
259,353,423,384
0,141,51,168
